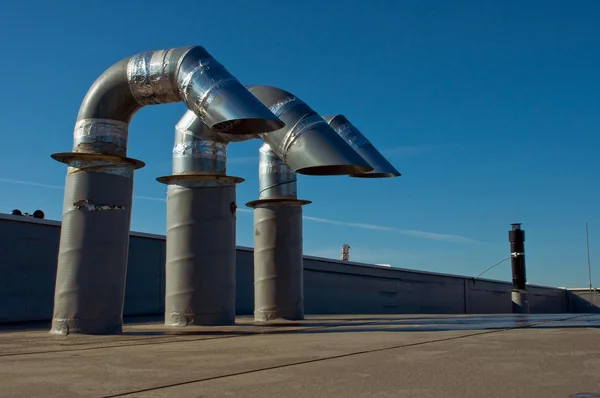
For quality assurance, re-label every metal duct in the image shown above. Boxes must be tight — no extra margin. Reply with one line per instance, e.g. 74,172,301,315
72,46,283,157
247,143,310,321
158,112,246,327
258,143,297,200
50,46,283,335
163,177,239,326
323,115,401,178
246,85,373,176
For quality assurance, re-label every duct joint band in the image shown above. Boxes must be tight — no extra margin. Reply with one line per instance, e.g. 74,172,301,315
177,57,239,123
73,118,128,154
173,141,227,161
268,96,304,117
127,49,180,106
334,123,371,149
279,114,326,160
172,140,227,175
67,158,134,178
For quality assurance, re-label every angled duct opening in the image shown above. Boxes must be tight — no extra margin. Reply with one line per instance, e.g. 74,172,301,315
323,115,401,178
246,85,372,176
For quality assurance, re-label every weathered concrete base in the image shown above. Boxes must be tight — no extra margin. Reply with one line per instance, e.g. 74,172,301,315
512,289,530,314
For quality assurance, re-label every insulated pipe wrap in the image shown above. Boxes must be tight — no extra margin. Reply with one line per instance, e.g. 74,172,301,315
254,204,304,321
258,143,297,200
165,182,237,326
74,46,282,157
51,169,134,335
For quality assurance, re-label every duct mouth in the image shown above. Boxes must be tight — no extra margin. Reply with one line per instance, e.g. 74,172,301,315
247,85,372,176
349,171,400,178
200,82,285,135
323,115,401,179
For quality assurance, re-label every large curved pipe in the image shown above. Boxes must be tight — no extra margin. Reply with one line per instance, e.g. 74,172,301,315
247,143,309,321
322,115,401,178
50,46,283,336
70,46,282,157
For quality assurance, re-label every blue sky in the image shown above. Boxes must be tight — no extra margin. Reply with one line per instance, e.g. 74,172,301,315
0,0,598,288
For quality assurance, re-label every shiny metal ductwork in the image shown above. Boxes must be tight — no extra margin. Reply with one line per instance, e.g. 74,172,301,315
246,143,310,321
49,46,283,335
157,85,373,325
247,85,373,176
322,115,401,178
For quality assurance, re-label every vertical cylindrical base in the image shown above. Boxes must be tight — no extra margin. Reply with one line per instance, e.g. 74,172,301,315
164,181,237,326
51,170,134,335
512,289,530,314
253,204,304,321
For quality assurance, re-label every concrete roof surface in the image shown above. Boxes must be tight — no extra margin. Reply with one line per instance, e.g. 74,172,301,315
1,314,599,398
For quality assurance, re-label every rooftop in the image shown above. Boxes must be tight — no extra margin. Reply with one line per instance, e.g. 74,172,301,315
2,314,599,397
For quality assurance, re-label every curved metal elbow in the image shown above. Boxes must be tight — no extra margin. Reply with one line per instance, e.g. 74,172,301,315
322,115,401,178
246,85,372,176
74,46,283,157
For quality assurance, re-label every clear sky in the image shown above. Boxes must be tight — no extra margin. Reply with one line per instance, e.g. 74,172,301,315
0,0,598,288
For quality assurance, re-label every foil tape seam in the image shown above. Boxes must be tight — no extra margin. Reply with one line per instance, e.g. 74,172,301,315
177,56,238,120
279,114,326,159
334,123,371,149
172,142,226,161
73,118,128,151
268,96,304,117
127,49,180,106
67,159,134,178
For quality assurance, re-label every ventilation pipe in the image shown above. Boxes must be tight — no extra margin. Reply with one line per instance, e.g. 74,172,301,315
509,223,529,314
245,112,400,321
322,115,401,178
246,143,311,321
49,46,283,335
157,112,246,326
159,86,373,326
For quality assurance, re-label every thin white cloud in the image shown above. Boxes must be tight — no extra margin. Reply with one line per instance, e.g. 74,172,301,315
382,143,461,158
0,178,64,190
0,177,166,203
133,195,166,202
398,229,477,243
0,177,476,243
302,215,395,231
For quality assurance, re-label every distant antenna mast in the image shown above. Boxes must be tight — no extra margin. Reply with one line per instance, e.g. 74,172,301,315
341,244,350,261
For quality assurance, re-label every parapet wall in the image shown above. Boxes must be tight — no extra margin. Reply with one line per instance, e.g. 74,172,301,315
0,213,589,324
